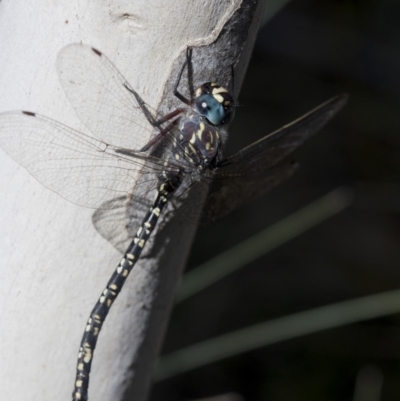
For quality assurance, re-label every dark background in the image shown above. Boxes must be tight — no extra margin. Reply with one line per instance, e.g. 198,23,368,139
151,1,400,400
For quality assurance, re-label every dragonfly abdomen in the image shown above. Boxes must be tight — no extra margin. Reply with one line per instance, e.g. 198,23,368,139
72,177,180,401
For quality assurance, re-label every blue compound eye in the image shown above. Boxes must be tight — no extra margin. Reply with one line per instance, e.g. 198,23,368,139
195,94,225,125
194,82,236,126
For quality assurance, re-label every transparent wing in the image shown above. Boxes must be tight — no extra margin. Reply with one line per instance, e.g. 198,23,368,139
57,43,160,150
220,94,348,174
92,178,211,252
92,160,296,250
202,160,298,223
90,94,347,247
0,111,168,209
92,196,152,254
203,94,348,222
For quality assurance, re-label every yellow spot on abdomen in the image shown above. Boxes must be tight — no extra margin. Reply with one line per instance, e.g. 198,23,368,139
83,347,92,363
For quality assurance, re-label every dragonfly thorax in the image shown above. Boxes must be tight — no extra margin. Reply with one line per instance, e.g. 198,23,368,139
178,112,223,169
194,82,235,126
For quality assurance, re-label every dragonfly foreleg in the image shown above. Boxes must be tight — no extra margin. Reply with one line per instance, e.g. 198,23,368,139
140,117,180,152
173,47,193,106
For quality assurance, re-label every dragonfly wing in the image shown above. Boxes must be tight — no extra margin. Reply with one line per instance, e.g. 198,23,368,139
203,94,348,222
220,94,348,173
92,195,152,253
57,43,158,150
0,111,163,209
202,160,298,223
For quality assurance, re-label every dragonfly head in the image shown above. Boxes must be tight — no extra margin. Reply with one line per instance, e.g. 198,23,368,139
194,82,235,126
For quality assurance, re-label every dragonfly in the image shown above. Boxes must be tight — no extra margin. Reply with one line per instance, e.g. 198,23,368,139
0,43,347,401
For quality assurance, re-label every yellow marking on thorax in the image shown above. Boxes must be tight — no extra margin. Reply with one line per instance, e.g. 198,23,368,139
213,94,224,103
189,134,197,144
212,87,228,94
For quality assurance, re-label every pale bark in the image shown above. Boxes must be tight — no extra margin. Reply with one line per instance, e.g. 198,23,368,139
0,1,267,401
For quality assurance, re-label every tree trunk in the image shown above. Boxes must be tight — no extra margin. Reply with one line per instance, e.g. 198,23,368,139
0,1,267,400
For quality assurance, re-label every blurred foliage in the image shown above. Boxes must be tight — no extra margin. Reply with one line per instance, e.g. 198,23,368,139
150,1,400,401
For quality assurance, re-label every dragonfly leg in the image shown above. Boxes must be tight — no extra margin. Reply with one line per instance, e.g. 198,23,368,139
126,47,193,152
125,84,185,128
140,118,180,152
123,84,161,128
230,63,235,99
173,47,193,106
153,108,184,125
